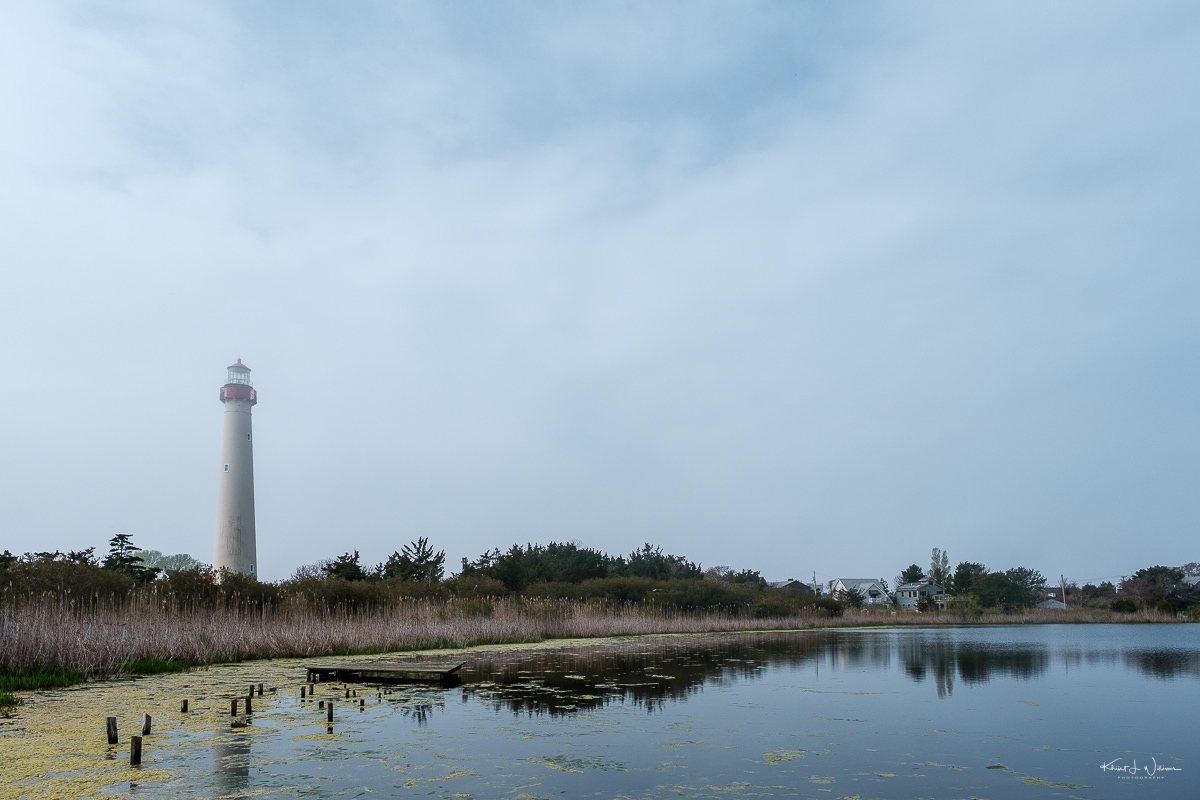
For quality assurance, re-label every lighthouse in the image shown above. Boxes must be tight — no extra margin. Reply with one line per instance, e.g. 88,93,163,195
213,358,258,576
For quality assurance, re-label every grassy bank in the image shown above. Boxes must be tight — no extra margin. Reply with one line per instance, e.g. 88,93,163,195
0,596,1182,691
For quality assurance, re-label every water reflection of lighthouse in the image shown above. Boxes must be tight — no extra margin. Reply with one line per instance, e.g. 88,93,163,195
213,731,251,794
213,358,258,576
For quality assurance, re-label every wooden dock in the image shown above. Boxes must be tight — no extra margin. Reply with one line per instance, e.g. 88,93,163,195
305,661,465,685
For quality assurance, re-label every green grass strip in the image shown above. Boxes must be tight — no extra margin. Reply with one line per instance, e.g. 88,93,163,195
0,666,87,692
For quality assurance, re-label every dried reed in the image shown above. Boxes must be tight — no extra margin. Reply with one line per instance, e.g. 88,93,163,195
0,595,1177,682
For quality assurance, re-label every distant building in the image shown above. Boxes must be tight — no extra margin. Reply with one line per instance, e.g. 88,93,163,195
1036,590,1067,610
829,578,892,605
768,579,815,594
895,581,946,610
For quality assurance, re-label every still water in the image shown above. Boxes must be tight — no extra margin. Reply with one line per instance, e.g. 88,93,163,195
118,625,1200,798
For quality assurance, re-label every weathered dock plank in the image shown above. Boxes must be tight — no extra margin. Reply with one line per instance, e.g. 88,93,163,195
306,662,464,685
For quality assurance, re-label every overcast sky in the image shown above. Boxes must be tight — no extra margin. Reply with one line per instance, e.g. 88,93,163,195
1,1,1197,585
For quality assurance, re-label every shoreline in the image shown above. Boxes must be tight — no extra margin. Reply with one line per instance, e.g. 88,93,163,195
2,606,1186,696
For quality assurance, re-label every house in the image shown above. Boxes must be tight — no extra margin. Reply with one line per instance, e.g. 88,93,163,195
1035,590,1068,610
829,578,892,605
894,581,947,610
768,579,815,594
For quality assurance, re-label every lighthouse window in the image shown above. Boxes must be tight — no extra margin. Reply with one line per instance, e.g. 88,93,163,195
224,464,229,472
247,433,252,441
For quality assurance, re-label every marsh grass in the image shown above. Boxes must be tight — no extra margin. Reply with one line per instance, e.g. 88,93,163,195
0,664,87,692
0,691,23,716
0,595,1180,688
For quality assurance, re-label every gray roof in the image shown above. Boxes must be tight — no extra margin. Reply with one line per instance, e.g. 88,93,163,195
768,579,814,591
835,578,887,589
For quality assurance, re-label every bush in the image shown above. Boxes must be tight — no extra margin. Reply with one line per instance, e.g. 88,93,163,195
944,594,982,620
442,574,509,598
1110,598,1138,613
808,596,843,617
0,693,23,717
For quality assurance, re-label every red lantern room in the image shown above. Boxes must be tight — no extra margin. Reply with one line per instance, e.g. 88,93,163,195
219,358,258,404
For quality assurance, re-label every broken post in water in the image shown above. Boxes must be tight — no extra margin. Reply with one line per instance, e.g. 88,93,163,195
130,735,142,766
106,717,118,744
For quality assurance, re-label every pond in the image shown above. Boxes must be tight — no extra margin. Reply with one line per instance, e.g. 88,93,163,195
6,624,1199,799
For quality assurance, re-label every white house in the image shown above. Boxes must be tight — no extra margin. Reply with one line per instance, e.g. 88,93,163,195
894,581,947,610
829,578,892,605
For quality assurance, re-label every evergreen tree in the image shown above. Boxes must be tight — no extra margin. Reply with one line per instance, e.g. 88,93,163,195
382,537,445,584
102,533,158,582
322,551,368,581
949,562,986,595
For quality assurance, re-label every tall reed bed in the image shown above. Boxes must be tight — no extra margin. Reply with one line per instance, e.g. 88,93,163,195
0,595,1176,684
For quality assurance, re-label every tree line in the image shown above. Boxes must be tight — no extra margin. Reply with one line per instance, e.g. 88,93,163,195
863,548,1200,615
4,536,1195,618
0,536,831,617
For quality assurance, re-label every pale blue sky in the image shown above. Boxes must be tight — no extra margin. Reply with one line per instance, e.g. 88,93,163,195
1,1,1197,584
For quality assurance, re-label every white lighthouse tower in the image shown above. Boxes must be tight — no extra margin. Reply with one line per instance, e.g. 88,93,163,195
213,358,258,576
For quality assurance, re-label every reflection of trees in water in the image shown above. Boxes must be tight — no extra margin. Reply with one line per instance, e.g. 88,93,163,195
824,632,892,672
448,630,1200,714
1122,649,1200,679
895,639,1200,689
897,638,1048,692
388,692,445,727
460,632,830,716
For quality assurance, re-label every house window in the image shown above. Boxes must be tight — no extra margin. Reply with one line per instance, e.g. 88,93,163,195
224,464,229,472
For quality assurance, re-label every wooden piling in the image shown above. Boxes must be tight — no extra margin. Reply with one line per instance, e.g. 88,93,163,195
231,699,239,717
258,683,264,696
245,695,253,714
327,701,334,722
180,699,189,713
106,716,118,744
301,685,307,699
319,700,324,709
344,688,350,698
359,698,365,708
130,735,142,766
141,714,152,735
